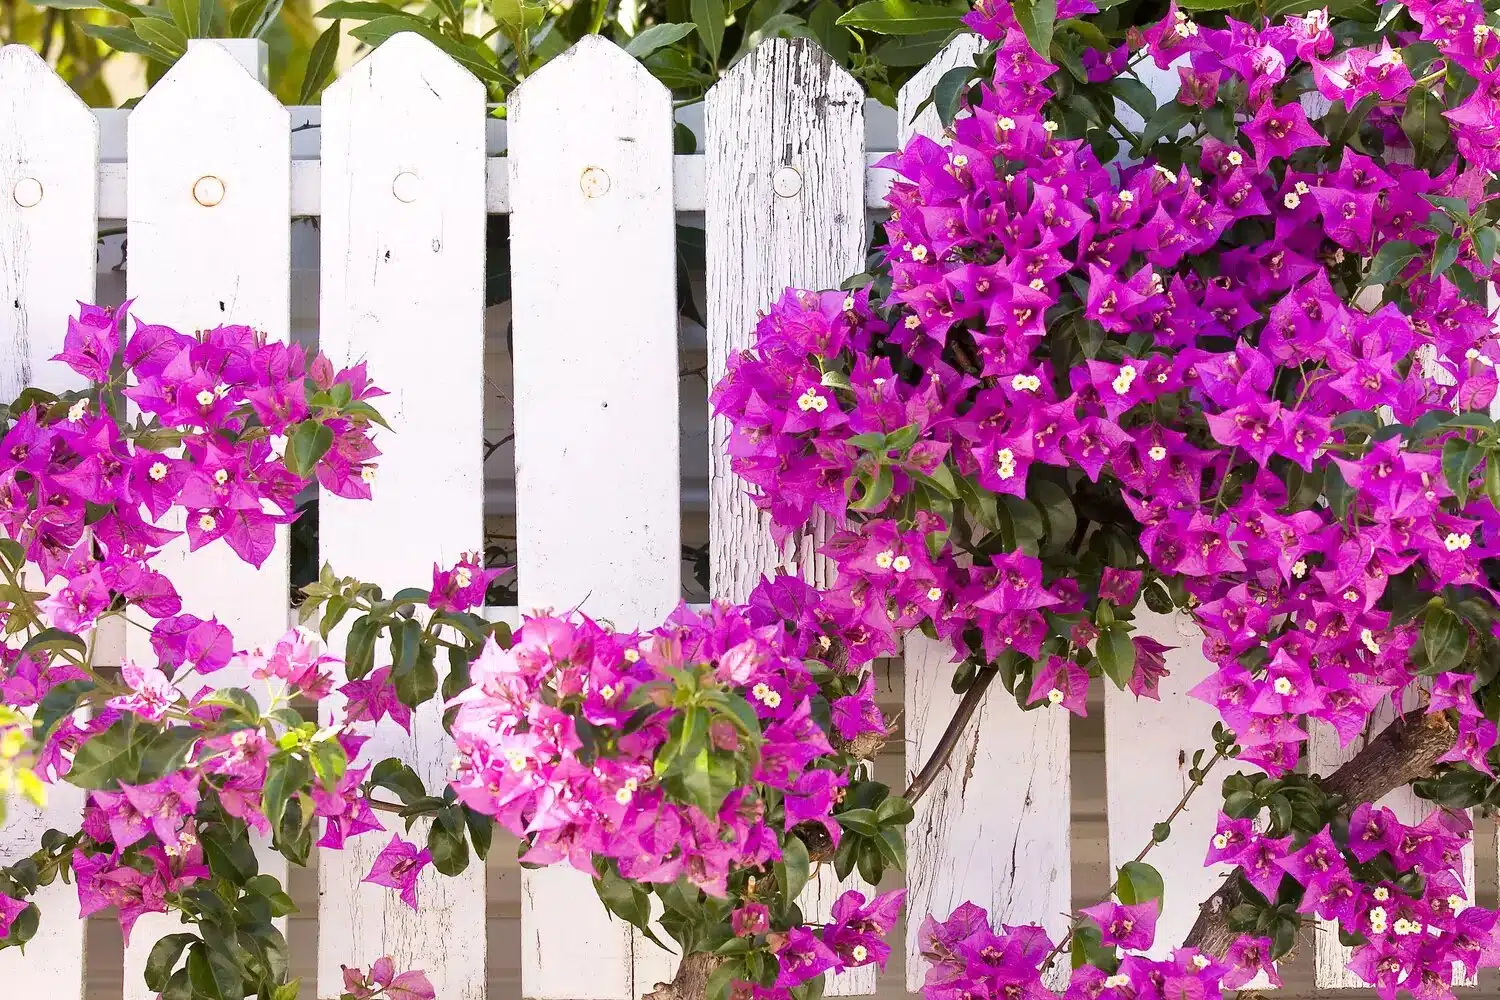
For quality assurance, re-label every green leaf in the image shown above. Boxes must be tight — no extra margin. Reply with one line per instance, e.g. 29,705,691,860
344,614,379,681
262,753,312,834
1442,437,1483,504
1362,239,1422,287
166,0,200,36
427,816,470,876
67,716,142,789
1010,0,1055,55
625,21,697,57
1476,228,1498,268
1415,606,1468,675
369,758,428,804
298,20,342,104
691,0,725,65
144,933,199,991
929,64,972,128
132,17,189,57
1096,625,1136,689
1135,102,1195,151
22,627,87,658
314,0,411,17
835,0,964,36
285,420,334,479
1401,86,1450,158
850,465,895,512
1116,861,1164,905
779,833,810,899
874,794,915,826
1106,78,1156,122
228,0,271,36
187,941,242,1000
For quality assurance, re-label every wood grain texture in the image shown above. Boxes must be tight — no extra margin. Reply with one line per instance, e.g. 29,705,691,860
508,36,681,1000
895,41,1069,993
704,38,874,996
0,43,97,1000
1102,611,1224,958
704,38,865,600
902,635,1071,992
1309,699,1476,988
121,40,292,1000
314,32,487,1000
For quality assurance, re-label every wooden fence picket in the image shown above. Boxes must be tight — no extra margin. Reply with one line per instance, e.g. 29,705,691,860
121,39,291,1000
0,42,99,1000
509,35,682,1000
893,38,1072,992
704,37,876,997
315,32,488,1000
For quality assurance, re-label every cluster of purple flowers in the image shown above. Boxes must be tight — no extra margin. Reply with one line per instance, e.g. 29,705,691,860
715,0,1500,996
444,575,901,989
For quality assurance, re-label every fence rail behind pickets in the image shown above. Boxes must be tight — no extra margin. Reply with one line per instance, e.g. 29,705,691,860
0,31,1473,1000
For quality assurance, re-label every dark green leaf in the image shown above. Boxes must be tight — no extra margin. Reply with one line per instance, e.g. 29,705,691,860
298,20,342,104
1401,87,1450,158
285,421,334,479
780,833,810,899
144,933,199,991
1096,626,1135,689
1117,861,1164,905
625,21,697,57
835,0,964,35
1362,239,1422,287
1010,0,1055,55
691,0,725,64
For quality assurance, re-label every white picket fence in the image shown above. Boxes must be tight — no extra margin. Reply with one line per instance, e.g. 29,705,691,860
0,29,1476,1000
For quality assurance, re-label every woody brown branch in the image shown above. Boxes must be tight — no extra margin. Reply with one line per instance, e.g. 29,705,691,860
1182,710,1457,956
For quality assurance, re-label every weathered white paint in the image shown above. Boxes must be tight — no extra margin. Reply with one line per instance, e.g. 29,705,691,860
509,36,681,1000
705,38,875,996
120,40,292,1000
705,37,866,598
1102,611,1223,958
0,45,97,999
902,635,1071,991
314,32,487,1000
893,39,1069,992
0,45,99,398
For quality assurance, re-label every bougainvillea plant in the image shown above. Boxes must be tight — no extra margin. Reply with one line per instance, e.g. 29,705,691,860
4,2,1500,1000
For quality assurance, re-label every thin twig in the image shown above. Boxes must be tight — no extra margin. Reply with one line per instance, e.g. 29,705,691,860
902,665,998,804
1041,748,1226,970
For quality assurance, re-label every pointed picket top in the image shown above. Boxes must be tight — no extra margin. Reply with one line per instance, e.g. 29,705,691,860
132,37,283,126
897,34,984,145
123,36,291,1000
512,32,667,108
0,44,99,399
326,29,483,108
704,33,872,997
704,35,865,601
0,46,96,997
509,28,680,1000
316,21,487,1000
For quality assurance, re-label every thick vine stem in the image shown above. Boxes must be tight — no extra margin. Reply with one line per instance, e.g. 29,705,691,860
643,952,724,1000
903,666,999,805
1182,710,1457,956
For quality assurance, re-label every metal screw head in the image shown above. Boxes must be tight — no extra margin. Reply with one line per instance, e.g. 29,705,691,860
12,178,42,208
772,165,803,198
392,171,421,204
192,176,225,207
580,166,610,198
